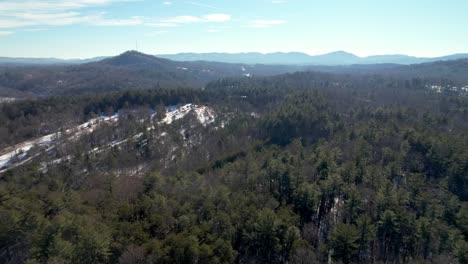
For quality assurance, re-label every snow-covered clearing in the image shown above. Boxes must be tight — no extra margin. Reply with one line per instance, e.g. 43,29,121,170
0,114,119,173
1,104,216,173
161,104,215,126
0,97,17,103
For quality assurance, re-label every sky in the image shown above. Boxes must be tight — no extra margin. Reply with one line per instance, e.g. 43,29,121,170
0,0,467,59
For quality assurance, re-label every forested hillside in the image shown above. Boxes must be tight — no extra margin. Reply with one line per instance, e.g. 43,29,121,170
0,68,467,264
1,52,468,98
0,51,306,97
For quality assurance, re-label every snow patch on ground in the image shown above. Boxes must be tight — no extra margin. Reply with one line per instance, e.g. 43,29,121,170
161,104,194,124
0,97,17,103
1,104,216,173
160,104,215,126
0,114,119,172
193,106,216,126
0,133,57,169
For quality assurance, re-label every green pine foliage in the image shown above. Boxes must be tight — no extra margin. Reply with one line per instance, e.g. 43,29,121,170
1,70,467,263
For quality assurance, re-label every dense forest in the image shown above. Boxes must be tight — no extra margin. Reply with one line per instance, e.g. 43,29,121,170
0,56,468,264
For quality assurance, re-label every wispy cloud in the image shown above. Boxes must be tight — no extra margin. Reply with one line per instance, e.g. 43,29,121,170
92,16,144,26
146,22,178,28
0,0,143,29
146,30,169,37
0,12,144,28
250,19,286,28
203,14,230,22
160,14,231,24
185,1,221,10
0,0,137,12
0,0,230,32
162,15,202,24
0,30,14,36
0,19,33,29
22,28,48,32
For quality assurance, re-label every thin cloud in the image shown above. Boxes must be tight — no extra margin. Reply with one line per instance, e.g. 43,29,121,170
203,14,230,22
10,11,82,20
92,17,143,26
0,19,33,28
0,30,14,36
162,16,202,24
250,19,286,28
22,28,48,32
185,1,221,10
146,22,178,27
0,13,144,28
146,30,169,36
160,14,231,24
0,0,143,29
0,0,138,12
0,1,230,30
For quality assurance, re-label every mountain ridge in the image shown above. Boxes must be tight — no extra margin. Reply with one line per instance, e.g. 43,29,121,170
1,51,467,98
157,51,468,65
2,51,468,66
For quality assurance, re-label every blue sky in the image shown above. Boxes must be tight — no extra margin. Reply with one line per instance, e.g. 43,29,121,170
0,0,467,58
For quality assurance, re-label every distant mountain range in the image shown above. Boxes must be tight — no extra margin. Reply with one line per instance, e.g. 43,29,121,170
1,51,467,97
1,51,468,66
0,51,305,96
157,51,468,65
0,56,106,65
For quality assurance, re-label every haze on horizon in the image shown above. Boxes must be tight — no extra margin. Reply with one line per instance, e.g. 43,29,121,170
1,0,467,59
